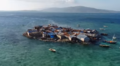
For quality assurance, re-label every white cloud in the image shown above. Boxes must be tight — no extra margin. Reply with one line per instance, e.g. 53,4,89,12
65,0,75,3
0,0,119,11
0,0,78,11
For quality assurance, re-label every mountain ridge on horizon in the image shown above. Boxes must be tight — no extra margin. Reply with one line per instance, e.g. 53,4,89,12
39,6,120,13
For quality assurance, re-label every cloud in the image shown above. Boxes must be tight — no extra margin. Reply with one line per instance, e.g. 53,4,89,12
65,0,75,3
19,0,64,3
18,0,78,8
0,0,79,11
19,0,77,4
1,0,119,11
0,0,47,10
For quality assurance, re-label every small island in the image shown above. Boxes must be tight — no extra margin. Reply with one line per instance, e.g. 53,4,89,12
23,24,101,44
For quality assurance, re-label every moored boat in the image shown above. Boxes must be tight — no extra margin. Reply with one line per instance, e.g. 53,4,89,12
103,40,116,44
99,28,105,30
103,34,117,44
99,44,110,48
101,33,108,36
107,41,116,44
103,25,107,27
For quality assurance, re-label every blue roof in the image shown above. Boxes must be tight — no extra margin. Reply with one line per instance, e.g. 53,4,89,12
48,32,55,35
28,30,37,33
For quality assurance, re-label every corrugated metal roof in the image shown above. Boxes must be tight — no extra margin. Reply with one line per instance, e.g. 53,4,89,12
77,34,87,38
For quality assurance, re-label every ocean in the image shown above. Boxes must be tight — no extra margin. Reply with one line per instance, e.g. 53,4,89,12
0,12,120,66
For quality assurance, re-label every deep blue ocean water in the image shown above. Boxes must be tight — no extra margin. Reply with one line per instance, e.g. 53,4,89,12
0,12,120,66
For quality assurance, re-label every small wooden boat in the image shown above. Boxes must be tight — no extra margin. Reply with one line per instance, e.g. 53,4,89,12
105,34,117,44
103,34,117,44
101,33,108,36
103,40,116,44
82,42,90,45
100,44,110,48
49,48,56,52
99,28,105,30
103,25,107,27
107,41,116,44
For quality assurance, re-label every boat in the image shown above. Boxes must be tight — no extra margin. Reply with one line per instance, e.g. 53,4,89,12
49,48,56,52
99,44,110,48
112,34,116,40
99,28,105,30
103,40,116,44
103,25,107,27
107,41,116,44
104,34,117,44
101,33,108,36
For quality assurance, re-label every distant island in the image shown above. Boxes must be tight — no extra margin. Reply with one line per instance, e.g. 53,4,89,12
40,6,120,13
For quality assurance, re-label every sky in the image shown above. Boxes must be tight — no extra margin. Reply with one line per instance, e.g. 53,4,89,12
0,0,120,11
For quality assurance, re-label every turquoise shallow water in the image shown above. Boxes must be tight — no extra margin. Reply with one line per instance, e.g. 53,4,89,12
0,12,120,66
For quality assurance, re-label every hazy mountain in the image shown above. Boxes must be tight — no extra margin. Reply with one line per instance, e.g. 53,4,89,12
40,6,119,13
